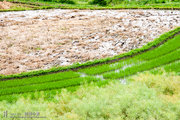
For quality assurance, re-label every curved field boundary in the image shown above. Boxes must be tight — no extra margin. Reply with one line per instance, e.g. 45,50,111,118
0,29,179,98
0,27,180,80
78,34,180,75
103,49,180,79
0,60,178,102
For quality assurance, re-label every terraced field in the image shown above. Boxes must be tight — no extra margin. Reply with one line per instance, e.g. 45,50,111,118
0,27,179,102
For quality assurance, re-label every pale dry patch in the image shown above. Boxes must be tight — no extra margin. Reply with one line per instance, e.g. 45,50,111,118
0,9,180,75
0,0,12,9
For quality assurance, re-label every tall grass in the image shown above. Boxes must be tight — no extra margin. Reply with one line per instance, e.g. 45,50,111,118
132,71,180,103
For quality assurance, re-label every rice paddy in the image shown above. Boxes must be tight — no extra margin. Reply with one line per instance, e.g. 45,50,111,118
0,27,179,102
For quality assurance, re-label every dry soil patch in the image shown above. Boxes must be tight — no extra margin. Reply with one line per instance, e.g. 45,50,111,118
0,9,180,75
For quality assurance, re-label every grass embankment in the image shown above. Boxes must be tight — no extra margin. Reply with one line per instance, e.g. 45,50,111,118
78,34,180,75
103,48,180,79
0,27,179,102
0,0,180,12
0,71,179,120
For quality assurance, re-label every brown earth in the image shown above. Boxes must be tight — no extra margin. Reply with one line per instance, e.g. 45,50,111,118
0,9,180,75
0,1,12,9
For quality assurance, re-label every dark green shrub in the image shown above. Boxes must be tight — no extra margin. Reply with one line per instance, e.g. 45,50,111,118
89,0,169,6
89,0,107,6
54,0,75,4
135,0,167,5
43,0,52,1
40,0,75,4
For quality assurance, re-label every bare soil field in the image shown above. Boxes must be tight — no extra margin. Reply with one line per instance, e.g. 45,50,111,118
0,9,180,75
0,1,12,9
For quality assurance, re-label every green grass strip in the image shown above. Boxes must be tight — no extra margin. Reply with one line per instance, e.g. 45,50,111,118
77,59,137,75
0,71,80,89
0,86,78,102
163,60,180,73
0,78,110,102
1,0,179,12
138,35,180,60
148,60,180,76
0,76,100,96
78,34,180,75
103,49,180,79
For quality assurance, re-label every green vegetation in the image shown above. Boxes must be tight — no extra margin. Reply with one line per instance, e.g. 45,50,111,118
0,71,80,89
0,27,179,102
0,25,179,119
0,71,179,119
164,60,180,73
0,78,109,102
0,0,179,12
90,0,179,6
0,76,101,96
0,1,179,118
103,48,180,79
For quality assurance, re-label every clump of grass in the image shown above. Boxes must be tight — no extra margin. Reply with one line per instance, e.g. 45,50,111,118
132,70,180,103
42,0,76,4
55,0,76,4
0,72,179,119
89,0,107,6
89,0,178,6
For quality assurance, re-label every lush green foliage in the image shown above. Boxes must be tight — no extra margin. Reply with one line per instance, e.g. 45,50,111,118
46,0,76,4
0,72,179,119
1,0,179,12
133,71,180,102
90,0,180,6
164,60,180,73
0,79,109,102
0,71,80,89
0,76,100,96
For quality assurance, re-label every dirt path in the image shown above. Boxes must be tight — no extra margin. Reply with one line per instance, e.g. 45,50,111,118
0,9,180,75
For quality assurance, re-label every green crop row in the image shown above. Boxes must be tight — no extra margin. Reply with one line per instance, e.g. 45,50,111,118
0,59,177,102
103,48,180,79
0,85,79,102
138,35,180,60
136,60,180,76
0,78,110,102
0,71,80,89
163,60,180,73
78,59,140,75
0,27,179,80
0,85,78,102
78,34,180,75
0,76,100,96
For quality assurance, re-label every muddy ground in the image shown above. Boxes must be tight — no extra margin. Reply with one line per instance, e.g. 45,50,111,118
0,9,180,75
